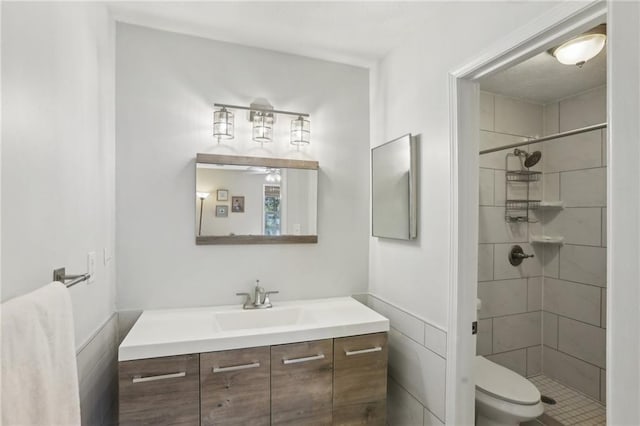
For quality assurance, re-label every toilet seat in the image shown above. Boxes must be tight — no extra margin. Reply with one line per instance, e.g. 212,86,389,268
475,356,540,406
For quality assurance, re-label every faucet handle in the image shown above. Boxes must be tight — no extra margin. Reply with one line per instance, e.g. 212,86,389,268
236,292,251,304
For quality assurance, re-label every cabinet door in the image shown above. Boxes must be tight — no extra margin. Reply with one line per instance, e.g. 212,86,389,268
271,339,333,425
119,354,199,426
200,346,270,425
333,333,388,425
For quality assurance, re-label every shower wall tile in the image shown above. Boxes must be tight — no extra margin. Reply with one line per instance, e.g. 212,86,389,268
479,168,494,206
601,208,607,247
558,85,606,132
543,172,560,201
478,207,528,244
493,243,541,280
558,317,606,368
493,312,541,352
494,95,543,137
479,132,528,169
480,92,494,131
543,102,560,136
601,288,607,328
542,129,602,173
494,170,506,206
478,244,494,282
543,311,559,349
543,278,601,326
527,346,542,376
600,369,606,403
477,319,493,356
527,277,542,311
541,245,560,278
561,167,606,207
487,348,527,376
543,208,602,246
477,279,527,319
559,244,607,287
543,346,601,400
602,129,607,166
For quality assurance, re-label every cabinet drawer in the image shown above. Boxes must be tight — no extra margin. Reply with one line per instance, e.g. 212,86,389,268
119,354,199,426
271,339,333,425
333,400,386,426
200,346,270,426
333,333,388,407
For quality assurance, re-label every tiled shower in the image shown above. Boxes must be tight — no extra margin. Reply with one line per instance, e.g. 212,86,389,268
477,87,607,411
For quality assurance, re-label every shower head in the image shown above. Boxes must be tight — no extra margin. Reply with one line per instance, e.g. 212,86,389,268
514,149,542,168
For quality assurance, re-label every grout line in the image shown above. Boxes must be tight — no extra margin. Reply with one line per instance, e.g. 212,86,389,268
543,310,603,330
543,344,604,371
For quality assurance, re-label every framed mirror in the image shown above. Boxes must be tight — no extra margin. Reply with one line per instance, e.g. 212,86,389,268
371,134,417,240
195,153,318,244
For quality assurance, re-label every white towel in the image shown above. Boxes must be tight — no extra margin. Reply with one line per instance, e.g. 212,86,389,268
1,282,81,426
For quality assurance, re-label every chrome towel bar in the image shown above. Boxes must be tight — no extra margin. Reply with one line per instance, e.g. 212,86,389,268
53,267,91,288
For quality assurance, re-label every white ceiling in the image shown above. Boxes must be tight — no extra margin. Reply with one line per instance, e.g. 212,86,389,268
480,46,607,104
108,2,438,68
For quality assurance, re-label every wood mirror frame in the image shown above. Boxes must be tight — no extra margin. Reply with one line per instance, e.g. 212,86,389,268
195,153,319,245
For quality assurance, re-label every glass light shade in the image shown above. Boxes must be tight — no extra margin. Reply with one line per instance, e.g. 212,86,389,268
553,33,606,66
252,112,274,143
213,108,234,139
291,116,310,145
196,192,210,200
265,169,281,183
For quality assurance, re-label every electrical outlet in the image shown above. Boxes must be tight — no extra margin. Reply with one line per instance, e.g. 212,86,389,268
293,224,301,235
87,251,96,284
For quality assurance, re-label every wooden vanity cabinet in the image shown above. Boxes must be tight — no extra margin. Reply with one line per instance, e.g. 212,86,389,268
119,354,200,426
200,346,271,425
119,333,388,425
271,339,334,425
333,333,388,425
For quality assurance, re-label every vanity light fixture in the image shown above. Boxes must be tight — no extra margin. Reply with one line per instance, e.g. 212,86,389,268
213,107,234,140
265,169,282,183
549,24,606,67
291,116,310,145
196,192,210,236
213,100,310,146
252,111,274,143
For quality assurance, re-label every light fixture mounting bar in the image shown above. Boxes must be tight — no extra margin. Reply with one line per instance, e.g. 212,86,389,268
214,103,309,118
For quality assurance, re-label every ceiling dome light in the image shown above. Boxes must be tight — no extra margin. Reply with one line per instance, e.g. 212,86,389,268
550,24,606,67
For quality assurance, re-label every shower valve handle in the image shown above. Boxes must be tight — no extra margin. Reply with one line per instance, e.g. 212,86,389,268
509,245,534,266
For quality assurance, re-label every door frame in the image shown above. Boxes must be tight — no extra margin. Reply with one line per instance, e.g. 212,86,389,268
446,2,613,424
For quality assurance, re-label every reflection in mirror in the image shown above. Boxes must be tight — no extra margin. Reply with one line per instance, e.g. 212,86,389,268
195,154,318,244
371,134,417,240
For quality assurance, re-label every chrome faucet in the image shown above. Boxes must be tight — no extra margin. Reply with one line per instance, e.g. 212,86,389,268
236,280,279,309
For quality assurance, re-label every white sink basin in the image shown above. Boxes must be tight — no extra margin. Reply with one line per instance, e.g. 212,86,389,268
119,297,389,361
214,307,312,331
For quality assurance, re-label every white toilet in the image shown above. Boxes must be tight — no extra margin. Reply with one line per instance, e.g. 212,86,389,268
475,356,544,426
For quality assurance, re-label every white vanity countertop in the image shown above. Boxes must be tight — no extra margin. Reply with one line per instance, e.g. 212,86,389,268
119,297,390,361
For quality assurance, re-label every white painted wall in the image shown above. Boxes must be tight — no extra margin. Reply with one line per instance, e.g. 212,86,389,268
116,23,370,311
1,1,116,351
368,2,564,423
2,3,117,424
369,2,560,331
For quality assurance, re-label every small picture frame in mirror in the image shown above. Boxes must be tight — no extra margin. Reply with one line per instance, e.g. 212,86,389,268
215,205,228,217
231,196,245,213
217,189,228,201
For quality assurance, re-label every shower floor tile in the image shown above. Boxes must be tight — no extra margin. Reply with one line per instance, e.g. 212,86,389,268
529,375,606,426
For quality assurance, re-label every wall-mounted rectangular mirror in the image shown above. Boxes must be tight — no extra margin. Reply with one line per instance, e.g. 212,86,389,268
371,134,417,240
195,154,318,244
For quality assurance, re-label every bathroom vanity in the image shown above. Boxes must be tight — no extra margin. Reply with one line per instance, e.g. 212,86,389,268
118,297,389,425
